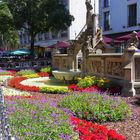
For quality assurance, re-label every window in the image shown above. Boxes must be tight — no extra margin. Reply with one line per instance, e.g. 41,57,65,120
104,11,110,31
52,33,58,39
128,4,137,27
61,31,68,38
38,34,42,41
104,0,109,8
44,33,49,40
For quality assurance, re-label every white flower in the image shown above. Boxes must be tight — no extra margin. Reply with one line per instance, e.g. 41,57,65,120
2,87,30,96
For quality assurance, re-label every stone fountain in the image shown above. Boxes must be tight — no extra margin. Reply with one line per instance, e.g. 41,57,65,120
52,0,98,81
52,69,81,81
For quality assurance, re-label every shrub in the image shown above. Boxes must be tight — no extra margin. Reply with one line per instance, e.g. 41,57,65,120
17,69,35,76
59,93,132,123
97,77,110,88
77,76,97,88
40,86,68,94
40,67,52,74
77,76,110,89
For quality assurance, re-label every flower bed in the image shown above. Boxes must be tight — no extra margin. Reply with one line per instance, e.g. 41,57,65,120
8,77,40,92
68,84,122,95
71,117,126,140
2,86,31,97
7,74,122,95
8,76,68,94
59,93,132,122
0,75,13,84
0,69,16,76
0,69,137,139
37,72,50,77
68,75,122,95
5,92,127,140
5,95,78,140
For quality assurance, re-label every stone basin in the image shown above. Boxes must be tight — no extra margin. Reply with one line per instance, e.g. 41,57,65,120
52,70,81,81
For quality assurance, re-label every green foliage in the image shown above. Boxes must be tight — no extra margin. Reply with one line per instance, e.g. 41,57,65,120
24,73,39,79
76,76,110,88
40,67,52,73
17,69,35,76
59,93,132,123
97,78,110,88
0,2,13,34
40,86,68,94
77,76,97,88
8,0,74,54
0,1,18,48
0,70,10,75
6,97,78,140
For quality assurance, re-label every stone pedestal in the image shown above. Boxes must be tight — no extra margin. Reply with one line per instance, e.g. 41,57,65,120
122,46,137,97
122,72,136,97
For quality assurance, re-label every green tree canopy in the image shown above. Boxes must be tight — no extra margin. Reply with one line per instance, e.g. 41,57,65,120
0,1,19,49
0,1,13,33
8,0,74,55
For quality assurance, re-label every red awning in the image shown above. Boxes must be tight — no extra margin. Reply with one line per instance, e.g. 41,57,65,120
116,31,140,41
47,41,70,48
103,36,122,44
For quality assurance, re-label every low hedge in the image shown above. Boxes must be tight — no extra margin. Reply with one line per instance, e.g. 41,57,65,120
17,69,35,76
40,86,68,94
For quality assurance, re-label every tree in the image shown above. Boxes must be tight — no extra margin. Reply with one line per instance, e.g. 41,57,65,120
0,1,19,50
8,0,74,56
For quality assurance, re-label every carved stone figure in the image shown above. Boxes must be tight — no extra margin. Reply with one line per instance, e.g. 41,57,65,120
82,35,94,57
85,0,93,29
96,27,103,43
68,46,74,56
86,35,93,49
126,31,139,48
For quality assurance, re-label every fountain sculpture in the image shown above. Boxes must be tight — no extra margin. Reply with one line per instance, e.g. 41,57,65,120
52,0,99,81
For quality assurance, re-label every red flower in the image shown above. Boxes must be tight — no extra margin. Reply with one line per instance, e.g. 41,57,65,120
70,117,126,140
68,84,78,91
8,76,40,92
37,72,49,77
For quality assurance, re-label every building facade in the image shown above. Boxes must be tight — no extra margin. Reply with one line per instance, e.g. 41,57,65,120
99,0,140,37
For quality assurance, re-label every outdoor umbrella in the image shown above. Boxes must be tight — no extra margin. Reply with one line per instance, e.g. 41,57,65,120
116,31,140,41
10,48,31,56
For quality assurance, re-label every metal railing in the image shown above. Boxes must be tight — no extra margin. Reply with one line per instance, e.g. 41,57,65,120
0,87,11,140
